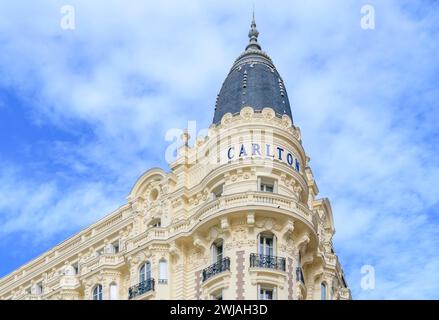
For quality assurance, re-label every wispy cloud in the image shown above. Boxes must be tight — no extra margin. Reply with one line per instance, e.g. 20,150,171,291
0,0,438,299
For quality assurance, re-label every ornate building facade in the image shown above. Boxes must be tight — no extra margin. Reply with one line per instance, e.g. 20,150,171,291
0,18,351,301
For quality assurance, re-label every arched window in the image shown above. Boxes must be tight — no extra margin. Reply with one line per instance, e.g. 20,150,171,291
139,262,151,283
258,232,275,256
109,283,118,300
321,282,327,300
93,284,103,300
211,239,224,263
159,260,168,283
149,218,161,228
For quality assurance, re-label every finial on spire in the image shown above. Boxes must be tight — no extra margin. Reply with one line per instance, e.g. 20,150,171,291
246,8,261,51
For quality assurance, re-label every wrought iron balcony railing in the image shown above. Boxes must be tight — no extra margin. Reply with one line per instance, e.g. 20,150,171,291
296,267,305,284
128,278,155,299
202,257,230,282
250,253,286,271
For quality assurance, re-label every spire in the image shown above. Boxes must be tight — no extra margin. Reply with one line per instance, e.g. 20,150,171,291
246,10,261,51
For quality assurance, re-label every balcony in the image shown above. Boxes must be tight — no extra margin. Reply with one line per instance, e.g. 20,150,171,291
128,278,155,299
81,253,125,275
202,257,231,282
250,254,286,272
191,191,314,231
296,267,305,284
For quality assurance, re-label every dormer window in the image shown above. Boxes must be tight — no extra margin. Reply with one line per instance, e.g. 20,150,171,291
112,241,120,253
32,282,43,295
149,218,161,228
72,262,79,275
96,247,104,256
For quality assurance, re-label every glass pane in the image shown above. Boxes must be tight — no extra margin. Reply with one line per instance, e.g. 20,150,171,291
321,283,326,300
110,284,118,300
217,244,223,261
267,237,273,256
259,288,273,300
259,235,274,256
266,290,273,300
139,265,145,283
146,263,151,280
159,261,168,280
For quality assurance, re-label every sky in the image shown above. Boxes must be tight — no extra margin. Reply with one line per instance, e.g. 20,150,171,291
0,0,438,299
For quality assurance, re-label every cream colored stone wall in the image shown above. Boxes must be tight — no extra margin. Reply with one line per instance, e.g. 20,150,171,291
0,107,351,300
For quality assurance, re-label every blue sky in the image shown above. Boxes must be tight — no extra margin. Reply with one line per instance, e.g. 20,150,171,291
0,0,438,299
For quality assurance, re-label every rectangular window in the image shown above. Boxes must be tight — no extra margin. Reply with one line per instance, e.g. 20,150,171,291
213,242,223,263
159,260,168,282
112,241,120,254
261,183,274,192
259,287,274,300
110,284,118,300
259,234,274,256
258,177,276,193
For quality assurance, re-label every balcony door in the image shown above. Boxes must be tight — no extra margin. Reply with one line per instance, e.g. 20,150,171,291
259,233,275,257
139,262,151,283
211,239,224,263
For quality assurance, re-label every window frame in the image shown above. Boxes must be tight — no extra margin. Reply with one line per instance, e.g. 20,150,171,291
93,284,103,300
258,177,277,193
109,283,118,300
159,260,168,283
139,261,152,283
258,232,276,256
258,284,276,300
211,239,224,263
321,282,327,300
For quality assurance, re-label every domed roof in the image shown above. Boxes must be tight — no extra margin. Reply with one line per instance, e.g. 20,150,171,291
212,17,293,124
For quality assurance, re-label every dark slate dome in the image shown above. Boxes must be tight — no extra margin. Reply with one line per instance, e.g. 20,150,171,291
213,17,293,124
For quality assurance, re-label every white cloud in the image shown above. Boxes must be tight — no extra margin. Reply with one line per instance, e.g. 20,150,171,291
0,164,120,239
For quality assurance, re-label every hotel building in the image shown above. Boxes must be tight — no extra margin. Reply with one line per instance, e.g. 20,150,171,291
0,18,351,300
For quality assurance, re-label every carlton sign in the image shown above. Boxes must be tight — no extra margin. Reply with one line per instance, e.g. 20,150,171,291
226,143,301,172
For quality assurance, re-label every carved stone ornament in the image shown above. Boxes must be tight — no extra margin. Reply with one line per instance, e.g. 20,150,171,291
281,114,292,128
240,106,254,120
262,107,275,120
221,113,233,126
